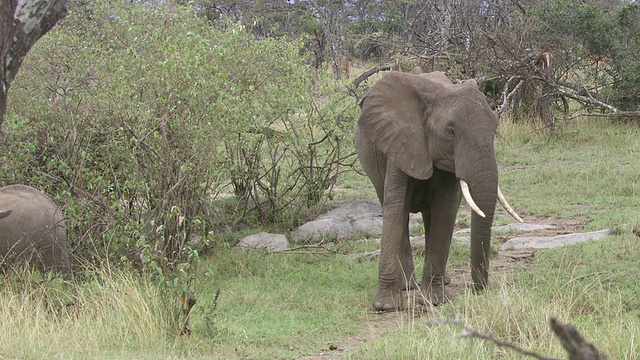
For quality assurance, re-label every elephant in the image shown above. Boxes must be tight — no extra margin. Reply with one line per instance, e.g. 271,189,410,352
355,68,522,311
0,184,71,275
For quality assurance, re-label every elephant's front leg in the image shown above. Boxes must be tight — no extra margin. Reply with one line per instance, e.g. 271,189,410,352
373,168,413,311
421,173,460,305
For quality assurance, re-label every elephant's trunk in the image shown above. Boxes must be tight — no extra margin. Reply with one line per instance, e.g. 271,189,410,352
458,158,498,291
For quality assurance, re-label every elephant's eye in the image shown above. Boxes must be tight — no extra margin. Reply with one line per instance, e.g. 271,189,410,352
445,126,456,139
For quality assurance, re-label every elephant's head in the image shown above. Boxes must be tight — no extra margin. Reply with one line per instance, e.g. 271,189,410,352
358,69,520,290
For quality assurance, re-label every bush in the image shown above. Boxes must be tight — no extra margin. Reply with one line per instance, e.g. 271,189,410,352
1,0,356,299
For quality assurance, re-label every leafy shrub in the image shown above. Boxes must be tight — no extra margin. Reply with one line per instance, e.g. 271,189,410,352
1,0,356,303
528,0,640,110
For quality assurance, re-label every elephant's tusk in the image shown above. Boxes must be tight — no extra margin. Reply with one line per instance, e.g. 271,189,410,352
460,180,486,218
497,187,524,223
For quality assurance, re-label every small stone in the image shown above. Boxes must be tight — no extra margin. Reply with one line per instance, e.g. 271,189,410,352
236,232,289,252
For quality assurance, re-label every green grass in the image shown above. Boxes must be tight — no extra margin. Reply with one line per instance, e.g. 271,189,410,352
191,248,378,358
347,228,640,359
496,118,640,226
1,117,639,359
0,267,175,359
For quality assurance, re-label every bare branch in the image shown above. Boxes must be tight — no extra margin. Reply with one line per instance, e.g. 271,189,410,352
497,77,524,115
427,317,607,360
350,64,393,89
550,318,607,360
426,318,560,360
554,87,640,117
276,240,340,255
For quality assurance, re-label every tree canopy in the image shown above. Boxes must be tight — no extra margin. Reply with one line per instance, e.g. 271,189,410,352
194,0,640,123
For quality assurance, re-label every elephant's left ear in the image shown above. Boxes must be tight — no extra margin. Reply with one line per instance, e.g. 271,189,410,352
358,72,442,179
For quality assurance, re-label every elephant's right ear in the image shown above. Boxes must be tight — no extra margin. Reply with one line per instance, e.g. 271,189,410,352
358,72,441,179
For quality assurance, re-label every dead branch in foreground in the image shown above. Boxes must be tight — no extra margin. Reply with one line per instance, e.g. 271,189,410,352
350,64,393,89
549,318,607,360
427,317,606,360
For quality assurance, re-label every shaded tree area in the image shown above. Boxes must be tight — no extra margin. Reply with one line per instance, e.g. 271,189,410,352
192,0,640,126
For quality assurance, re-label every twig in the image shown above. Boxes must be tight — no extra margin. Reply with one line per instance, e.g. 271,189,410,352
426,318,560,360
277,240,340,255
179,296,197,335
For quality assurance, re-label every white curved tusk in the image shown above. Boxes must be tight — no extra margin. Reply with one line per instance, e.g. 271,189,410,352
460,180,486,218
497,186,524,223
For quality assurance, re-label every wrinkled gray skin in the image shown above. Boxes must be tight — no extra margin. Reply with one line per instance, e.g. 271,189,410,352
0,185,71,275
356,68,499,311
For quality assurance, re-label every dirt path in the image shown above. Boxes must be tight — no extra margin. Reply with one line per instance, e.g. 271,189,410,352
297,216,587,359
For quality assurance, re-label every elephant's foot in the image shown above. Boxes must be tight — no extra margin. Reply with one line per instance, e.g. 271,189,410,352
443,273,451,286
409,274,450,289
372,285,404,311
400,259,417,290
401,277,419,291
419,283,453,306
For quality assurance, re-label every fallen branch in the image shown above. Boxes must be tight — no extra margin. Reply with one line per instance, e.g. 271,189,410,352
554,87,640,118
350,64,393,88
549,318,607,360
426,317,606,359
525,74,640,119
427,318,559,360
497,77,524,115
276,240,341,255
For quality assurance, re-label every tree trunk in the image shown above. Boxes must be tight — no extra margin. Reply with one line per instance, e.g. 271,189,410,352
0,0,68,130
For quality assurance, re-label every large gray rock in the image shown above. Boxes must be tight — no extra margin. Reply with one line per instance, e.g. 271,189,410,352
294,200,422,241
236,232,289,252
501,229,611,250
453,223,557,244
454,223,556,234
350,227,612,261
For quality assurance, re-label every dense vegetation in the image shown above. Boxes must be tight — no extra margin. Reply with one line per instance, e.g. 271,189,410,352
2,0,356,312
197,0,640,119
0,0,639,358
1,118,639,359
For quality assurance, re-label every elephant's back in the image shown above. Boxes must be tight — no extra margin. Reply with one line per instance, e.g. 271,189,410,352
0,185,59,213
0,184,65,242
0,185,70,274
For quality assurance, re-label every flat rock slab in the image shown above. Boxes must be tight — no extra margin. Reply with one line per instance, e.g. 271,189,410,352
236,232,289,252
294,200,421,241
350,227,612,261
453,223,556,243
501,229,611,250
454,223,556,235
